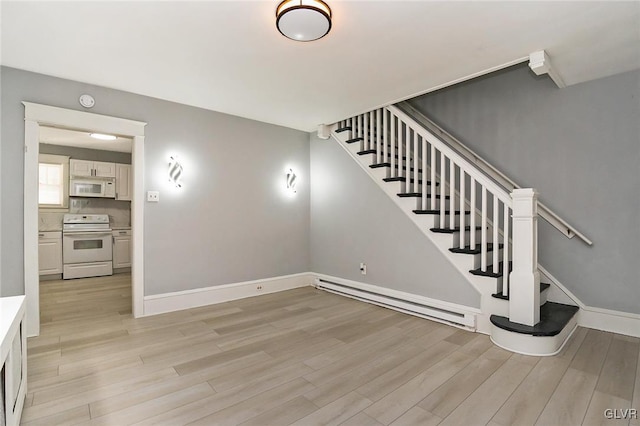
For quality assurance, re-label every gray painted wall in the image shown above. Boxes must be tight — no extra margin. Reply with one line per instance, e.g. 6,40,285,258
309,134,480,308
0,67,2,295
1,67,310,297
409,65,640,314
40,144,132,164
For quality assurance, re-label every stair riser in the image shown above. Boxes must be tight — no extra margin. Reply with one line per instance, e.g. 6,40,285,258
428,214,474,228
451,229,485,247
465,249,505,270
490,313,577,356
406,198,454,211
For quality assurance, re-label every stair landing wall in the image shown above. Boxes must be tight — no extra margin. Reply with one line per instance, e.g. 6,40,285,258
408,64,640,315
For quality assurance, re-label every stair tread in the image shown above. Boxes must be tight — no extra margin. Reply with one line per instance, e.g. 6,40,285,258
491,283,551,301
385,177,439,186
490,301,579,336
370,162,392,169
469,261,512,278
335,126,352,133
399,193,450,199
345,137,364,144
369,163,423,172
357,149,377,155
413,209,470,215
450,243,504,255
430,226,483,234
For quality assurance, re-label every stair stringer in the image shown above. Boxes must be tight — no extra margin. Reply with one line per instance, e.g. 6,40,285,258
331,129,506,334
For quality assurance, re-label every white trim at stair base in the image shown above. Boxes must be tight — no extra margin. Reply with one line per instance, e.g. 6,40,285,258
143,273,314,316
539,265,640,338
312,273,480,330
490,319,578,357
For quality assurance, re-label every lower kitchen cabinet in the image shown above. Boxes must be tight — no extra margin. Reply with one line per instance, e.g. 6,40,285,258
113,229,132,269
38,231,62,275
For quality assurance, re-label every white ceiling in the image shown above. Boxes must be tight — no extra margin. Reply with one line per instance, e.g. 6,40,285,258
40,126,133,153
2,1,639,132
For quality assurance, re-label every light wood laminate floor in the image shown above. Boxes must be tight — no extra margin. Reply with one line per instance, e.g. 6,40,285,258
24,274,640,425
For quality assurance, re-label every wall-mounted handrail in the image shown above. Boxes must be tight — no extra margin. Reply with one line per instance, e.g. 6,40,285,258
397,101,593,246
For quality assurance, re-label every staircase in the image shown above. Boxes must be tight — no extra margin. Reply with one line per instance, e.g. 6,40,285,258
327,105,579,356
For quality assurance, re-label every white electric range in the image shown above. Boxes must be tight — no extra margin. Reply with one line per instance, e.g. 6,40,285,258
62,214,113,279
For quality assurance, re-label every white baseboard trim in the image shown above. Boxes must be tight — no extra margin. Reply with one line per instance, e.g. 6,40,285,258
539,265,640,338
143,273,314,316
578,307,640,338
311,272,480,330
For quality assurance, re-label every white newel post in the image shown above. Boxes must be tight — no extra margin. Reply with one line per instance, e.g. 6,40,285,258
509,188,541,326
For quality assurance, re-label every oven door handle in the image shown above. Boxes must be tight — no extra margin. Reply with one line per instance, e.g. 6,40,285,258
63,232,112,238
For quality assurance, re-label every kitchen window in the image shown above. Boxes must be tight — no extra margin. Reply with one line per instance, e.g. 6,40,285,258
39,154,69,210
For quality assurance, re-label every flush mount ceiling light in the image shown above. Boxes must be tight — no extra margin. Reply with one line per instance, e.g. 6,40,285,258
90,133,117,141
276,0,332,42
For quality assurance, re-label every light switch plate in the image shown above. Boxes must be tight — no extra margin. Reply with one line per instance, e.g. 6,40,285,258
147,191,159,202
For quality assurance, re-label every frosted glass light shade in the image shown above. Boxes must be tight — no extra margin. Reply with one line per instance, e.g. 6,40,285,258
276,0,332,42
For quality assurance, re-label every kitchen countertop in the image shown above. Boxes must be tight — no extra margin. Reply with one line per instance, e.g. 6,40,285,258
38,224,62,232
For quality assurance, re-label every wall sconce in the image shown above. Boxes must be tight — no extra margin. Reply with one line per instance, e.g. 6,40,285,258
168,156,183,188
286,168,297,193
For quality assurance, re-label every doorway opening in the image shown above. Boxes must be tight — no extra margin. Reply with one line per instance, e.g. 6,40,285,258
38,126,134,325
24,102,146,336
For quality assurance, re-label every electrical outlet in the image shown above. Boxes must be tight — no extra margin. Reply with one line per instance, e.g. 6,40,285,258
257,285,263,290
147,191,160,202
360,262,367,275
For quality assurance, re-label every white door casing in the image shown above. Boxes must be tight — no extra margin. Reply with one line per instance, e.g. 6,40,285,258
23,102,146,336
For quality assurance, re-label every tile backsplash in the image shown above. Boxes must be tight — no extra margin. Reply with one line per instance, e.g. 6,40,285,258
39,198,131,231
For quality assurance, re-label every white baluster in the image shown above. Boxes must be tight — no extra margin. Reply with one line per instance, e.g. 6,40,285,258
422,136,427,209
370,111,374,152
390,113,396,177
503,203,510,297
481,186,487,271
358,114,363,141
383,109,388,165
405,122,410,182
365,112,371,151
449,162,455,230
493,196,499,274
376,109,382,163
470,177,476,249
459,168,465,249
430,144,436,210
411,131,420,192
350,117,354,139
440,152,446,228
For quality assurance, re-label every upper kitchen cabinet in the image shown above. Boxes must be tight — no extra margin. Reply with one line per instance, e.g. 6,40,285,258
70,159,116,178
115,164,132,201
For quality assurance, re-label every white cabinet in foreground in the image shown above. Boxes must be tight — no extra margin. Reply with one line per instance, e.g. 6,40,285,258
1,296,27,426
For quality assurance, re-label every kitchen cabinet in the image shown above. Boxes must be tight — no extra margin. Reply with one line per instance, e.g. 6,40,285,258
38,231,62,275
70,159,116,178
115,164,132,201
112,229,132,269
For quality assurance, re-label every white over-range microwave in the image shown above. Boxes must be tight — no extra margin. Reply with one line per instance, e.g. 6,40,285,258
69,177,116,198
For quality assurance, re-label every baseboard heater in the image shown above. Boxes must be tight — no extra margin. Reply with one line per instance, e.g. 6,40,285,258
314,278,476,329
